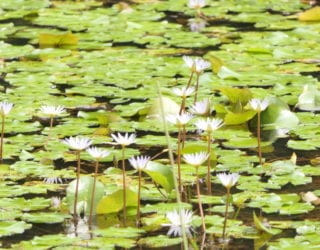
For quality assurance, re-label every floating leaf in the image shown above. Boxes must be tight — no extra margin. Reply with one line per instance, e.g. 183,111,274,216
299,6,320,21
39,33,78,48
0,221,32,237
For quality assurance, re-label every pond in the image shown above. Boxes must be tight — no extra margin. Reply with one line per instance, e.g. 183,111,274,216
0,0,320,249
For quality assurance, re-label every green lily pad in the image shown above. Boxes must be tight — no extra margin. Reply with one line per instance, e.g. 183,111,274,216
0,220,32,237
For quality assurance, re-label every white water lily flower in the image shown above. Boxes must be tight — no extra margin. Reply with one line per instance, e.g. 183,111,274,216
183,56,211,73
129,155,150,170
87,147,110,160
248,98,269,112
63,136,92,151
195,117,224,132
183,152,209,166
189,99,211,115
111,132,136,146
0,101,13,117
217,172,240,189
43,176,63,184
40,105,65,117
166,113,193,127
163,209,193,236
189,18,206,32
172,86,195,98
188,0,206,9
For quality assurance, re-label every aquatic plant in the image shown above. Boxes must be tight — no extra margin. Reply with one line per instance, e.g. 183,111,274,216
167,112,193,195
129,155,150,226
63,136,92,217
183,151,209,232
217,172,240,242
111,132,136,226
195,117,224,194
0,101,13,163
163,209,193,237
248,98,269,166
173,86,195,114
39,105,65,148
86,146,110,225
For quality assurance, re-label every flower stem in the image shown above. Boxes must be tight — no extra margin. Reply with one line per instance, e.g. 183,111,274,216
179,97,186,115
257,111,263,166
194,73,200,104
196,166,206,233
0,116,5,163
74,150,81,218
121,145,127,227
207,131,212,195
45,116,54,149
222,188,230,240
89,160,99,225
136,169,142,227
186,71,194,89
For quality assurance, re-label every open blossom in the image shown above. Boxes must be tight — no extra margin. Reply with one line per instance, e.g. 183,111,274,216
188,0,206,9
63,136,92,151
40,105,65,117
183,152,209,166
43,176,63,184
183,56,211,73
0,101,13,117
111,132,136,146
163,209,193,236
87,147,110,160
189,99,211,115
166,113,193,127
189,18,206,32
195,117,224,132
129,155,150,170
248,98,269,112
217,172,240,189
172,86,195,98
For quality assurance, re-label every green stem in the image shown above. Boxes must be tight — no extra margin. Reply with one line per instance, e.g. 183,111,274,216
186,71,194,89
257,111,263,166
74,150,81,218
136,169,142,227
207,131,212,195
45,116,54,149
89,160,99,225
222,188,230,240
0,116,4,163
121,145,127,227
179,97,186,115
196,166,206,233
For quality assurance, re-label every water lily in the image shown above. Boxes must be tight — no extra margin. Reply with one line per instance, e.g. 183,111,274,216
188,0,206,9
111,132,136,146
0,101,13,163
248,98,269,112
63,136,92,217
129,155,150,226
63,136,92,151
166,113,193,127
248,98,269,166
163,209,193,237
188,18,206,32
189,98,211,116
217,173,240,189
183,152,209,166
87,147,110,160
195,117,224,132
183,151,209,232
87,147,110,225
40,105,65,117
111,132,136,226
217,172,240,241
0,101,13,117
43,176,63,185
172,86,195,98
183,56,210,74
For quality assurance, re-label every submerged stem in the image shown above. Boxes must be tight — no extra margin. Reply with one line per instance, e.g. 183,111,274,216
121,145,127,227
